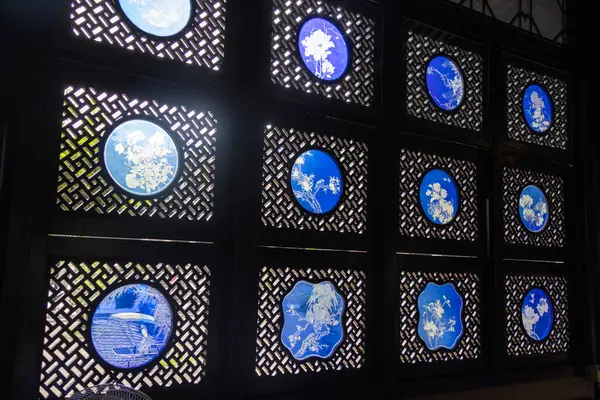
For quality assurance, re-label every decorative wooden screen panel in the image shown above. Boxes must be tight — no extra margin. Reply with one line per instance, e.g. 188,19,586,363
57,85,217,220
255,267,366,376
69,0,226,70
506,65,568,150
269,0,376,106
39,260,211,398
399,149,478,241
505,274,569,356
261,124,368,233
405,31,483,132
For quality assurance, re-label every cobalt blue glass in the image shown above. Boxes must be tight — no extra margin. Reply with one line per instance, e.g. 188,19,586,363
522,84,553,133
118,0,192,38
521,287,553,341
425,55,465,111
419,169,460,225
518,184,549,233
417,282,464,351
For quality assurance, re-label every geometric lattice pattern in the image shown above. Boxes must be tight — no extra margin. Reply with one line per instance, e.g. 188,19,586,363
399,270,481,363
399,149,478,241
39,260,211,399
261,124,368,234
57,85,217,220
506,65,568,150
255,267,367,376
269,0,376,106
505,274,569,356
503,167,565,248
405,31,483,132
70,0,226,70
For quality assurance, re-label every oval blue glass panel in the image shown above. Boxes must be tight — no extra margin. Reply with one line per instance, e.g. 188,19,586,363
291,149,343,214
297,17,350,81
425,55,465,111
417,282,464,351
521,287,553,341
118,0,192,38
522,84,553,133
419,169,460,225
281,280,345,360
91,283,174,369
518,184,550,233
104,119,179,197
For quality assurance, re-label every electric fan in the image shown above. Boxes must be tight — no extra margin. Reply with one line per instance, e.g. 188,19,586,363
67,384,152,400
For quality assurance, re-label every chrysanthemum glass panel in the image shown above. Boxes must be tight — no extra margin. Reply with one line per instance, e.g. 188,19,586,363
425,55,465,111
521,287,553,341
118,0,192,38
419,169,460,225
417,282,464,351
522,84,553,133
518,184,550,233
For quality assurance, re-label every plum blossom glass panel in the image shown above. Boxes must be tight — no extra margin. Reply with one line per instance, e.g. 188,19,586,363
91,283,174,369
419,169,460,225
281,281,345,360
521,287,554,341
426,55,465,111
117,0,193,38
522,84,553,133
418,282,464,351
518,184,549,233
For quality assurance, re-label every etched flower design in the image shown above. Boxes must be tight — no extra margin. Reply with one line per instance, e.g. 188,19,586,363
521,288,553,341
298,17,349,81
419,169,459,225
523,84,553,133
417,283,463,351
426,55,464,111
518,185,549,233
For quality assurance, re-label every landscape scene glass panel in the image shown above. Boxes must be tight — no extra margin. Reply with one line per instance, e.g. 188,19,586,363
518,184,549,233
521,287,553,341
426,55,465,111
419,169,460,225
118,0,192,38
522,84,553,133
417,282,464,351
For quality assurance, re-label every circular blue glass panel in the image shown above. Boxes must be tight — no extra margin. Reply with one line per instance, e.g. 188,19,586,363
291,149,343,214
417,282,464,351
426,55,465,111
521,288,553,341
91,283,174,369
118,0,192,38
281,280,345,360
419,169,460,225
297,17,350,81
518,184,550,233
104,119,179,197
522,84,553,133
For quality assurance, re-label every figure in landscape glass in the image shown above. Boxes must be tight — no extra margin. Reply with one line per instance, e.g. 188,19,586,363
91,283,174,369
281,280,345,360
518,185,549,233
521,287,553,341
426,55,465,111
419,169,459,225
417,282,464,351
297,17,350,81
104,119,179,197
291,149,343,214
522,84,553,133
118,0,192,38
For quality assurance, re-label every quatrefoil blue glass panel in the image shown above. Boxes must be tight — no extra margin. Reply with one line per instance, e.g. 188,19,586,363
518,184,550,233
522,84,553,133
281,281,345,360
118,0,192,38
426,55,465,111
297,17,350,81
91,283,174,369
419,169,460,225
417,282,464,351
521,287,554,341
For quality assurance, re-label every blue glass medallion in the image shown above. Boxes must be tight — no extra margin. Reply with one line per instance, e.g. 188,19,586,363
417,282,464,351
104,119,179,197
518,185,549,233
419,169,460,225
522,84,553,133
426,55,465,111
521,287,553,341
298,17,350,81
91,283,174,369
281,280,345,360
291,149,343,214
118,0,192,38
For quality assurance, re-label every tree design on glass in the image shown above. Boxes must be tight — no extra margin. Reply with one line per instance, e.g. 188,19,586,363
104,119,180,197
518,184,550,233
522,84,553,133
417,282,464,351
281,281,345,361
90,283,174,369
290,149,343,215
297,17,350,81
426,55,465,111
118,0,192,38
419,169,460,225
521,287,554,341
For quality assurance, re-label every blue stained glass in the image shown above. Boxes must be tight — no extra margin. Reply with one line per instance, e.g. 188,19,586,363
417,282,464,351
518,184,550,233
426,55,465,111
118,0,192,38
281,281,345,360
419,169,460,225
522,84,553,133
91,284,174,369
291,149,343,214
521,288,553,341
298,17,350,81
104,119,179,197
